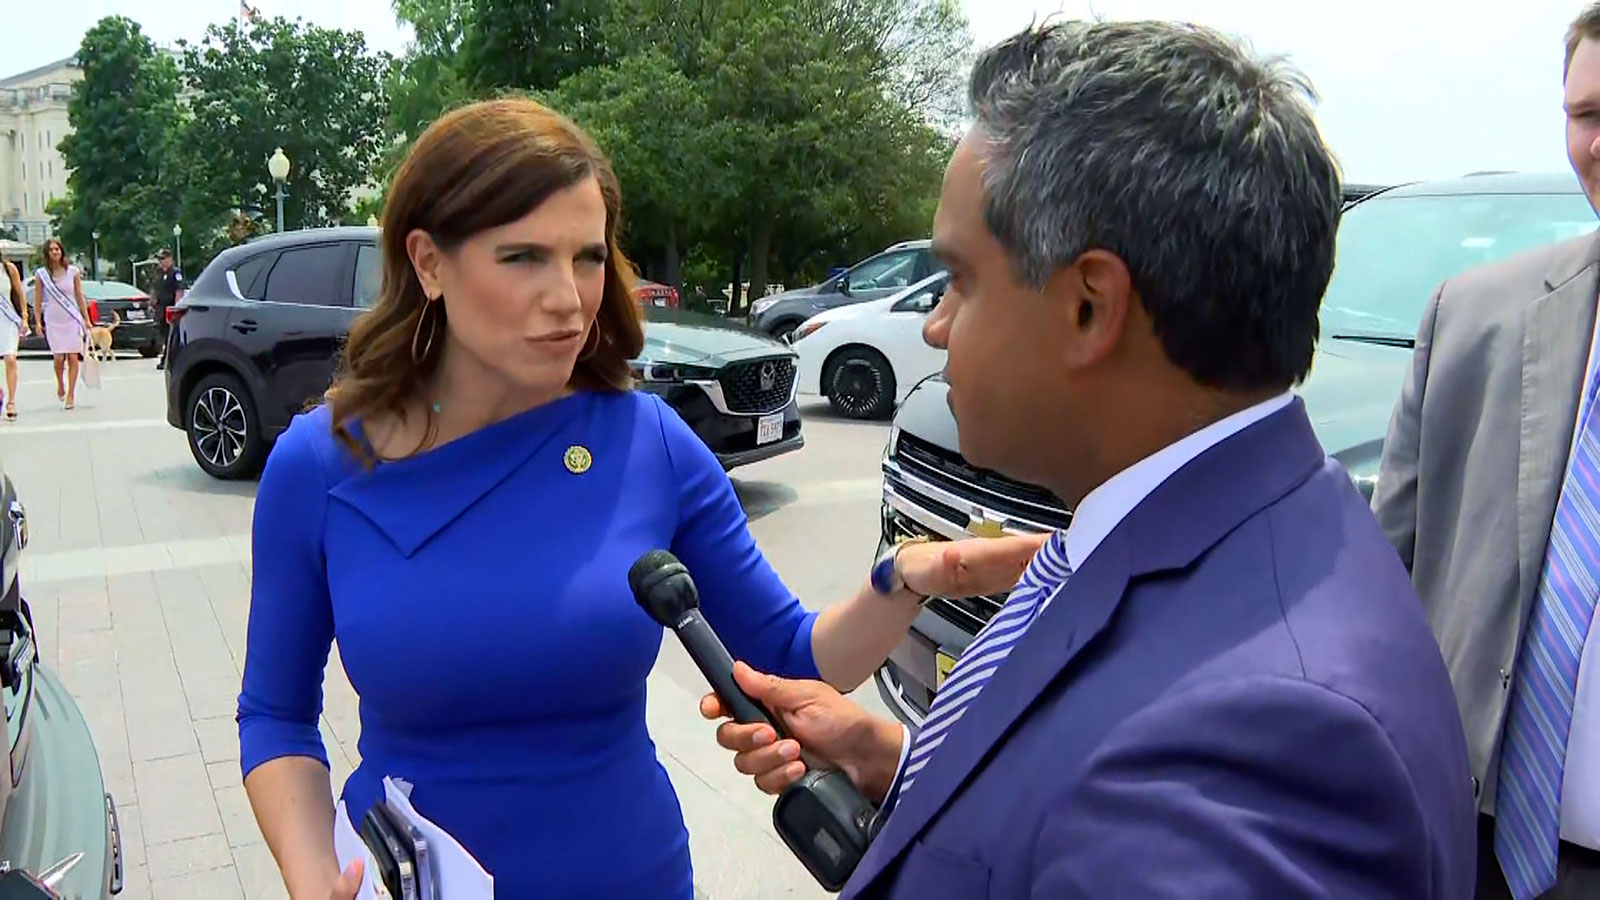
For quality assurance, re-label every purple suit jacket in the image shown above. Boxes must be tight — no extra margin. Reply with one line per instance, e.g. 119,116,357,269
844,399,1476,899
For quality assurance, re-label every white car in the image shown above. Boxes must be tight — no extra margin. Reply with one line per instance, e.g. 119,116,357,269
792,271,949,419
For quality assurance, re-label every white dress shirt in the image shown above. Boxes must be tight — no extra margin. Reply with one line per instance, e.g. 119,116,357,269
1552,313,1600,851
886,392,1296,799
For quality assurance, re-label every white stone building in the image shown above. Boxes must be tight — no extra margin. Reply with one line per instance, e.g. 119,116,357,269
0,56,78,245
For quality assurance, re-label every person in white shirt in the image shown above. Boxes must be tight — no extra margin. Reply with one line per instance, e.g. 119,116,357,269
1373,6,1600,899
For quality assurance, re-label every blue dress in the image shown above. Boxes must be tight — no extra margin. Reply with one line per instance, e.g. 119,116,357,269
238,390,820,898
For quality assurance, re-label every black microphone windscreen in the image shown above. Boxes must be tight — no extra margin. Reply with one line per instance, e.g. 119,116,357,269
629,549,698,624
629,549,681,598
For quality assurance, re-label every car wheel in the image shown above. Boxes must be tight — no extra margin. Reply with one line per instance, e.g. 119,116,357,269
825,347,897,420
139,344,159,359
772,319,805,344
186,372,266,480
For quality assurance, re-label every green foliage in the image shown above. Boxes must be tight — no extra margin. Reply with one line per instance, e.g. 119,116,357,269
460,0,610,94
388,0,972,311
53,16,185,271
177,16,391,256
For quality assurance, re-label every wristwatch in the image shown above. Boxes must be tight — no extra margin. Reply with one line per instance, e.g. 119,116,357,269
871,536,931,602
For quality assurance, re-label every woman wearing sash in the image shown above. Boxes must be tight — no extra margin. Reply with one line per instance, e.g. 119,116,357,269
0,258,28,420
32,238,91,410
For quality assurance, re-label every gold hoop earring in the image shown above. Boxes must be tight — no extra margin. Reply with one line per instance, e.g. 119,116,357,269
412,299,441,364
577,324,601,363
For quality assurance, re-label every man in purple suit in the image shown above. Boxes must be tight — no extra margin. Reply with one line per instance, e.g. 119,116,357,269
701,20,1478,899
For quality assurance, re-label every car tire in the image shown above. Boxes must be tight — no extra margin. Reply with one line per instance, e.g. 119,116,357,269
185,372,267,480
139,345,159,359
771,319,805,344
824,347,897,420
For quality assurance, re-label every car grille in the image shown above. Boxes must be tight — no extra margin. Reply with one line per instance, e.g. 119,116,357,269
893,432,1073,531
884,509,1005,633
718,357,796,415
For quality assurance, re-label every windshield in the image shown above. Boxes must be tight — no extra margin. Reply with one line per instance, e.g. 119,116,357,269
1321,191,1598,338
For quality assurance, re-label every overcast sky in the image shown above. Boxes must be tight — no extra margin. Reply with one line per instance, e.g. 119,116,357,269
12,0,1584,184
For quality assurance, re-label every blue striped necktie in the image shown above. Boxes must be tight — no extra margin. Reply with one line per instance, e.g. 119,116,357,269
897,531,1072,797
1495,366,1600,899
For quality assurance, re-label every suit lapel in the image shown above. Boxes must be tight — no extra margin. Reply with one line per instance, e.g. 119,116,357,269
849,400,1328,894
1516,239,1600,610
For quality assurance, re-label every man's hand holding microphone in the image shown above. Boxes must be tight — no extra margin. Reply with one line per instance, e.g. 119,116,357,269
700,533,1047,803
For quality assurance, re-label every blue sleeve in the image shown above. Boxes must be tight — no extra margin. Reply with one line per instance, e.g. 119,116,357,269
1031,677,1434,899
237,414,336,779
653,396,820,680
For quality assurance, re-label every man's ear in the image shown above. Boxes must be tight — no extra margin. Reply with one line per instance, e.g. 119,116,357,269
1053,249,1134,369
406,230,445,300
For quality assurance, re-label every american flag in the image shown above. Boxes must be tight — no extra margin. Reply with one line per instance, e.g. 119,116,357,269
238,1,261,24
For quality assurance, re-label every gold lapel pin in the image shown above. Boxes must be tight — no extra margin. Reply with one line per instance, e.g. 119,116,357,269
564,445,593,474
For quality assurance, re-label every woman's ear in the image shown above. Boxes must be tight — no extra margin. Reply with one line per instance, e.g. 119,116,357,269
406,229,445,300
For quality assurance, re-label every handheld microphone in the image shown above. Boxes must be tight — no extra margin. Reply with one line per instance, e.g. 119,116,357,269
630,550,883,893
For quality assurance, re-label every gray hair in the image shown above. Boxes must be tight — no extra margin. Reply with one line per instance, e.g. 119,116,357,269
968,20,1342,390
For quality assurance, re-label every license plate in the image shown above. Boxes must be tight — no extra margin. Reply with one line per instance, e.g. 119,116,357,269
126,309,147,321
756,412,784,445
935,650,959,689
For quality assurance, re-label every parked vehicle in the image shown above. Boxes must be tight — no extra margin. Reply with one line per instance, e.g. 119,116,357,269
163,227,803,479
20,279,162,357
0,457,124,898
749,240,939,343
634,280,680,309
792,271,949,420
873,171,1598,725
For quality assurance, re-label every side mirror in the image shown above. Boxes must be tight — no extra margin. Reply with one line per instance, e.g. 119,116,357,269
835,278,853,296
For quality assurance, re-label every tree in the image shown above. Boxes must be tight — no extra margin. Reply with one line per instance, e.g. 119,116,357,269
459,0,610,93
178,16,390,251
544,51,721,288
54,16,185,271
388,0,474,143
592,0,968,310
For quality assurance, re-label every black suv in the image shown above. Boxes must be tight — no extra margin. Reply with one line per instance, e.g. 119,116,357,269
164,227,803,479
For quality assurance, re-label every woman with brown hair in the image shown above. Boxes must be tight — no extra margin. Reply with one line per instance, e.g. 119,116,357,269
236,98,1042,899
0,258,29,420
32,237,91,409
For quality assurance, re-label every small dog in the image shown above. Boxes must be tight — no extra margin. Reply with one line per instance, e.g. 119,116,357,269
88,311,121,362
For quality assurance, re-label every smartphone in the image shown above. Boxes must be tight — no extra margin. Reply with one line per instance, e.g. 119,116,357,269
359,804,419,900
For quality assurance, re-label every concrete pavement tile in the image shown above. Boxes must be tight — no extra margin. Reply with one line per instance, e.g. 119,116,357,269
232,841,290,900
180,673,246,721
196,563,252,665
54,576,113,633
208,759,241,793
215,785,264,849
115,864,152,900
55,627,119,705
657,753,827,900
146,832,235,881
194,715,241,764
150,867,246,900
124,704,200,763
73,691,136,805
166,536,247,570
132,753,224,845
116,801,148,876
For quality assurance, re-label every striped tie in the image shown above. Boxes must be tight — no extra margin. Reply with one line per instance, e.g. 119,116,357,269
1495,369,1600,899
897,531,1072,797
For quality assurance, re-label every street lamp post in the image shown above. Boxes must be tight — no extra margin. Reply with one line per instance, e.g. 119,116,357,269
172,223,183,270
91,230,100,279
268,147,291,233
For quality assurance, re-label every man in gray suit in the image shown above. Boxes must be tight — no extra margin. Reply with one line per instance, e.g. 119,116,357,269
1374,5,1600,898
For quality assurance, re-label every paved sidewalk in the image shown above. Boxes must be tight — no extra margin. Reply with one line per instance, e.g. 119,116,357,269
9,358,892,899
